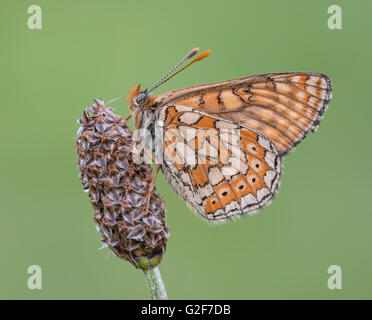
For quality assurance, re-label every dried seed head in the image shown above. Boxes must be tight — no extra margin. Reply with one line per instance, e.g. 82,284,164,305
76,99,169,271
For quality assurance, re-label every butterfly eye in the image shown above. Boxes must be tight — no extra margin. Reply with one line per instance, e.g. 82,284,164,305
136,92,148,105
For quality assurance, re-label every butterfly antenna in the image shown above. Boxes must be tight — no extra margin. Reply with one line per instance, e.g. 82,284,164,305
147,48,211,94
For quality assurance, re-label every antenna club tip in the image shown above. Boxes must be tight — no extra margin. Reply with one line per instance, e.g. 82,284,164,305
204,50,211,56
194,50,211,62
186,48,200,59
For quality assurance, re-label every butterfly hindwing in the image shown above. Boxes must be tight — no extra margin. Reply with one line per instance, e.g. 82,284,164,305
154,72,332,156
155,104,282,221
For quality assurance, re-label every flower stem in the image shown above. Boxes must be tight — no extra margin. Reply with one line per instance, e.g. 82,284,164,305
144,266,168,300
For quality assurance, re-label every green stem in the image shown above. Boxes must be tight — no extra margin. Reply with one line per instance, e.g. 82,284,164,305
144,266,168,300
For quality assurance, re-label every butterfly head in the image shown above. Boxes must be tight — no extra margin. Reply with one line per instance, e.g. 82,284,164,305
128,84,151,110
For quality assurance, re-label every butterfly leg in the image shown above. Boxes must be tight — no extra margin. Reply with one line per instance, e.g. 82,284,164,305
145,165,160,215
133,145,159,215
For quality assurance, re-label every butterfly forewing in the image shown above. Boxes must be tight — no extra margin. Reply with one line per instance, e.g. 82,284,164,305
154,72,332,156
155,105,282,221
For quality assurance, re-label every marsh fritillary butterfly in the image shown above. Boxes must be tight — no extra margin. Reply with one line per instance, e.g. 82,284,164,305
127,48,332,222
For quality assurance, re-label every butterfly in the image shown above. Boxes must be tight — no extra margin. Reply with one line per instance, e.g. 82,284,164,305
127,48,332,222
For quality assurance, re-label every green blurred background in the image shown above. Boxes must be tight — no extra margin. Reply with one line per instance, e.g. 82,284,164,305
1,0,371,299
